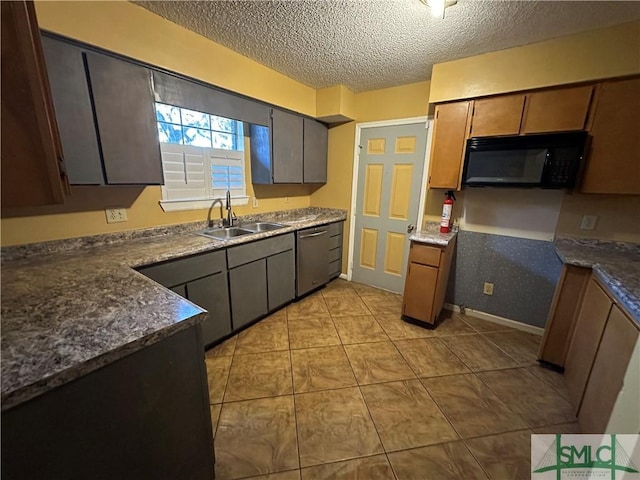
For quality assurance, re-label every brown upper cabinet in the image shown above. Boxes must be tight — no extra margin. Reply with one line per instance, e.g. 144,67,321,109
1,1,68,209
428,101,472,189
521,85,594,134
580,77,640,195
470,94,525,137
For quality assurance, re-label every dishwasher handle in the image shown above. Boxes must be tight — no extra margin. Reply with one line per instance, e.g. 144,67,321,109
299,230,328,239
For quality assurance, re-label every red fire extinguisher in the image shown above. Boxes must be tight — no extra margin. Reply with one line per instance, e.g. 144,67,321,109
440,190,456,233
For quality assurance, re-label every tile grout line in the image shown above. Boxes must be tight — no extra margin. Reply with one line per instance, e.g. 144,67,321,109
284,307,304,475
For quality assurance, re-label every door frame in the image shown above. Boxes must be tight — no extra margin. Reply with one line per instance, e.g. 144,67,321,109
346,116,434,282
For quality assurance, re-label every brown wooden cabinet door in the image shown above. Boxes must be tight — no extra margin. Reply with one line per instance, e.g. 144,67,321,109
580,78,640,194
521,85,593,134
578,305,638,433
470,95,525,137
428,101,472,189
402,262,438,324
564,279,612,412
1,1,67,208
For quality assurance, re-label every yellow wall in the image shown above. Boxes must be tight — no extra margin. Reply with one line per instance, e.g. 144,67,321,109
1,1,316,247
430,20,640,103
310,81,431,272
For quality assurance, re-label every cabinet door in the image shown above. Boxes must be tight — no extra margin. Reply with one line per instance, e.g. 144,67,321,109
579,306,639,433
229,260,268,330
470,94,525,137
303,118,328,183
564,279,612,411
85,52,163,185
1,1,67,208
41,37,104,185
402,262,438,324
267,250,295,311
428,101,472,189
581,78,640,194
272,109,303,183
521,85,593,134
187,272,232,346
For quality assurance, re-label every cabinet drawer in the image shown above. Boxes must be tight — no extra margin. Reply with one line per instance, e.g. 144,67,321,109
328,222,343,236
227,233,294,269
329,259,341,277
138,250,226,288
329,235,342,250
409,243,441,267
329,247,341,263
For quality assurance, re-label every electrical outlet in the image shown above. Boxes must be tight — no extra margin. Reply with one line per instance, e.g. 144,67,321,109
580,215,598,230
105,208,128,224
483,282,494,296
252,197,258,208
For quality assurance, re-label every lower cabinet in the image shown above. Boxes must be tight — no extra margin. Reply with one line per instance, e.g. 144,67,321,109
227,233,295,329
328,221,344,279
402,238,456,326
562,276,640,433
137,250,231,347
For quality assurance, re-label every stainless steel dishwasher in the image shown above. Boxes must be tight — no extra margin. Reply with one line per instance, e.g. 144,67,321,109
296,225,330,297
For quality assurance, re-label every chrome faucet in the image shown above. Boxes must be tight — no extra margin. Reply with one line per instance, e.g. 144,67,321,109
207,198,223,228
223,190,237,227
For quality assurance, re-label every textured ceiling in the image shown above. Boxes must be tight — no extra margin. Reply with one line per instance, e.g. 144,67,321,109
135,1,640,92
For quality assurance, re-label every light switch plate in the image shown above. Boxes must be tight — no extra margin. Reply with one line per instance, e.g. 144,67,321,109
580,215,598,230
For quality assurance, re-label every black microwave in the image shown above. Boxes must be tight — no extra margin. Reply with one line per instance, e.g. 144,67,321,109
461,131,589,189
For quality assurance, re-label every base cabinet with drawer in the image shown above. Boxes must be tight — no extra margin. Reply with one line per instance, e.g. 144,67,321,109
328,221,344,279
137,250,230,347
402,238,456,326
227,233,295,329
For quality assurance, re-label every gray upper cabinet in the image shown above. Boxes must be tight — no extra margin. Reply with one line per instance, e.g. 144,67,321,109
303,118,328,183
85,52,162,185
250,109,327,185
41,36,103,185
272,109,304,183
41,35,163,186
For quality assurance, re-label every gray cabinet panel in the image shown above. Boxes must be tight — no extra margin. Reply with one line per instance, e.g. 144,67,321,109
329,235,342,250
41,37,103,185
85,52,162,185
2,326,214,480
327,222,343,236
229,260,268,330
267,250,295,311
171,284,187,297
187,272,232,346
303,118,328,184
329,259,341,278
329,247,341,263
152,70,270,126
272,109,303,183
227,233,294,269
138,250,226,288
249,124,272,184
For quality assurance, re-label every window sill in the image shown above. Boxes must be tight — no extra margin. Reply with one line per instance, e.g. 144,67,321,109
159,196,249,212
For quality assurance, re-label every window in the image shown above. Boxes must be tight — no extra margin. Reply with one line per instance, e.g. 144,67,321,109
155,103,247,212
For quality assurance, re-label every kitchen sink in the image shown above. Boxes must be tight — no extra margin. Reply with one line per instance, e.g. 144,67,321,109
196,222,285,240
198,227,253,240
241,222,285,232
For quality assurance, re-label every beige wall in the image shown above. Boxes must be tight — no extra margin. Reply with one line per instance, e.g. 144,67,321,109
1,1,317,247
430,20,640,103
310,81,431,272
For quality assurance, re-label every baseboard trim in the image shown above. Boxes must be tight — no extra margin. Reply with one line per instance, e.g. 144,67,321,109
443,303,544,336
339,273,348,280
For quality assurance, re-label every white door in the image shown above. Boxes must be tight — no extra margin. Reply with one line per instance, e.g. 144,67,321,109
351,121,429,293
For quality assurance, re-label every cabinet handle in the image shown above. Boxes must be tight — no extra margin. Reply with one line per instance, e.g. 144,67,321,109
299,230,328,239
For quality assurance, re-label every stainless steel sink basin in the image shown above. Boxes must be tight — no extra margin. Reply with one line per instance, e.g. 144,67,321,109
242,222,285,232
198,227,253,240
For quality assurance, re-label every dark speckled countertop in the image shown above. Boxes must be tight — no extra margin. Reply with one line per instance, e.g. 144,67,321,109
553,236,640,325
1,207,346,410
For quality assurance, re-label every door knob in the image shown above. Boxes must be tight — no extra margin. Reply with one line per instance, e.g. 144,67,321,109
407,224,415,233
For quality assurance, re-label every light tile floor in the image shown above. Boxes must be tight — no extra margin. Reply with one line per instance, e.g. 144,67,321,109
205,278,577,480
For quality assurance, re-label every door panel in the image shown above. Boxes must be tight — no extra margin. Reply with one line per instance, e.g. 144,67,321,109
352,122,428,292
229,260,268,330
272,109,303,183
267,250,295,310
187,272,231,346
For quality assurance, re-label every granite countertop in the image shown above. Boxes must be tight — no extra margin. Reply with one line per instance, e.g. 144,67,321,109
1,207,346,410
409,222,458,246
553,236,640,325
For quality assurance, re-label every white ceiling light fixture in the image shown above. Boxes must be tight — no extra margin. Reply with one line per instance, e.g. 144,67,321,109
421,0,458,19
